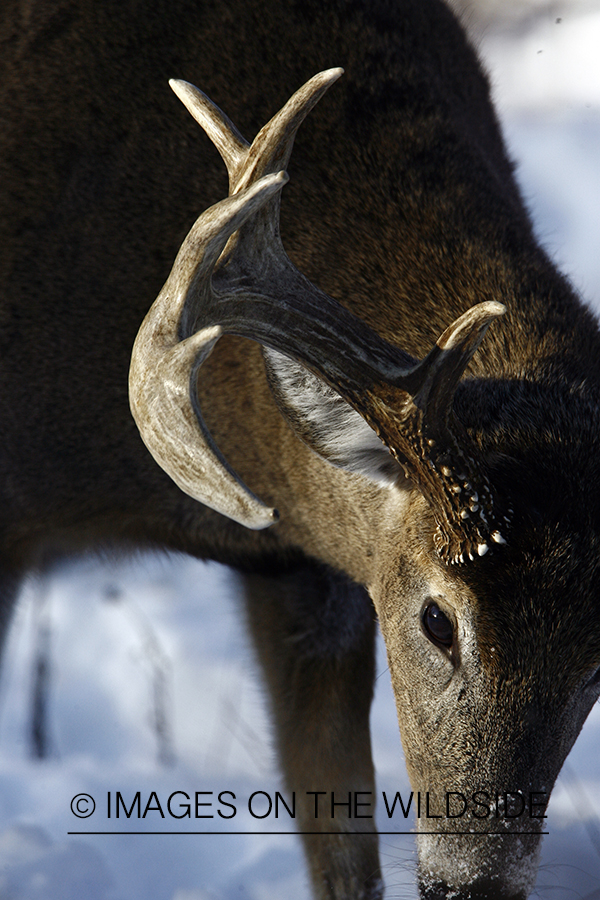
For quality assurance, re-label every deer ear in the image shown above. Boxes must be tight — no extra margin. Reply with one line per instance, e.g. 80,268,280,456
263,349,403,486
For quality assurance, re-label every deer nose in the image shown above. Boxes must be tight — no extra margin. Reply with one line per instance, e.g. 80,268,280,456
420,879,527,900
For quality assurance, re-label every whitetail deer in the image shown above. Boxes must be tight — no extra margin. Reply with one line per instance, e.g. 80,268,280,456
2,0,600,897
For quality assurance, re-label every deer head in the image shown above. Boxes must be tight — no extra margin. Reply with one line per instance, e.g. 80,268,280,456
129,71,600,899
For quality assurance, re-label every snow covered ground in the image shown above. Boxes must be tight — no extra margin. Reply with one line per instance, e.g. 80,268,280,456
1,3,600,898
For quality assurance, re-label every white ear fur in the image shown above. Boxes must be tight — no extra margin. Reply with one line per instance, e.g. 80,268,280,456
263,348,403,486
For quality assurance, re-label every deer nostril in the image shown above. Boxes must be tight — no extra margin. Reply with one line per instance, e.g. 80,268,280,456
419,881,527,900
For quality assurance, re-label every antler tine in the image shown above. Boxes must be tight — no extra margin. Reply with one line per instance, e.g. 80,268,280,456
170,70,344,268
169,78,250,178
354,306,508,567
130,173,289,529
234,68,344,192
170,69,343,194
403,301,506,430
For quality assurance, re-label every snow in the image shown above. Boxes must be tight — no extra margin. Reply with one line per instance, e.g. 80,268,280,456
1,3,600,898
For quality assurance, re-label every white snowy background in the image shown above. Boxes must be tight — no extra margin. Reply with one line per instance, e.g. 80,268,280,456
1,2,600,898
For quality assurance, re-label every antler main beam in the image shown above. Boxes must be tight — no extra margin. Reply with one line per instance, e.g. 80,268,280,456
129,71,507,562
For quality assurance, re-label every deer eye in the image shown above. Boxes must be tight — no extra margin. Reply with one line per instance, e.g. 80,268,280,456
422,602,454,648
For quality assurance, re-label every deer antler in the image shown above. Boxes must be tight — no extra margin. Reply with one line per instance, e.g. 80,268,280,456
129,71,507,562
